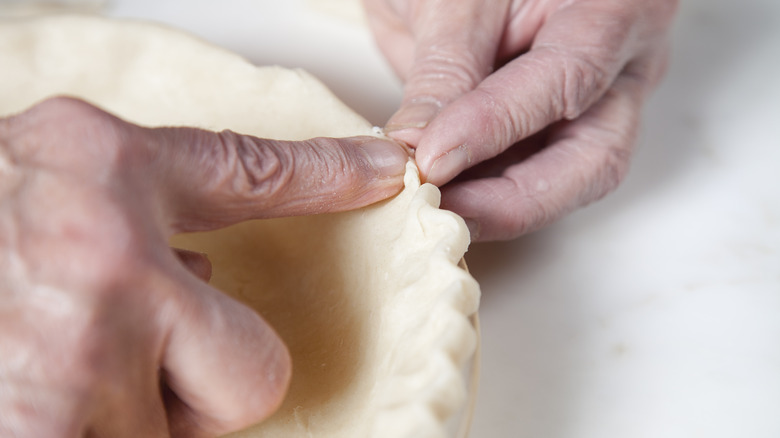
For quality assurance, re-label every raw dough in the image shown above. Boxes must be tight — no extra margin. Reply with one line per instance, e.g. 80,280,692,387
0,15,480,438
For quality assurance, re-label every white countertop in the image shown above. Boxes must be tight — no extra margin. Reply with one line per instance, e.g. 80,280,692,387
35,0,780,435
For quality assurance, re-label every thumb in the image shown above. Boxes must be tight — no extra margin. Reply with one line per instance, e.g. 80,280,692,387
161,272,291,436
384,0,510,143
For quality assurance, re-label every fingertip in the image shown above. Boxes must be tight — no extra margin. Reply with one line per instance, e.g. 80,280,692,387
357,138,410,180
422,146,471,186
256,335,293,417
213,315,292,432
162,283,293,435
216,328,292,432
221,309,292,425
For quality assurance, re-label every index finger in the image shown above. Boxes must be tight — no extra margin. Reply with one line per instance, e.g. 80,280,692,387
413,0,673,186
143,128,410,233
382,0,511,138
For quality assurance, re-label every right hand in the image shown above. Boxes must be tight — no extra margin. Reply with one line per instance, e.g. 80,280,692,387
365,0,677,240
0,97,408,437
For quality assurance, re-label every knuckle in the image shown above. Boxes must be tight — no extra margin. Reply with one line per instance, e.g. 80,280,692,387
16,96,128,169
212,132,365,209
593,141,632,200
60,207,144,278
474,177,560,239
554,48,614,120
217,130,294,201
26,96,114,134
536,12,636,120
572,125,634,204
408,44,488,103
44,218,154,301
305,137,354,180
292,138,363,202
508,180,560,236
471,87,533,150
28,96,99,118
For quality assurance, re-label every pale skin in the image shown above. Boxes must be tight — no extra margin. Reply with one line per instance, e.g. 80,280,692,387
2,0,679,435
365,0,679,240
0,97,408,437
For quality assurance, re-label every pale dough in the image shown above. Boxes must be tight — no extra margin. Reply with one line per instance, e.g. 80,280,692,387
0,15,480,438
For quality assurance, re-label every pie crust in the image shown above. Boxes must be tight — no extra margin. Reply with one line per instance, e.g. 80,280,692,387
0,15,480,438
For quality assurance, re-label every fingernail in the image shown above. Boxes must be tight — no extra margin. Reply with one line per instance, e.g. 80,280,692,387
385,102,439,132
425,146,470,185
464,218,480,240
360,139,408,178
386,127,424,149
174,249,213,281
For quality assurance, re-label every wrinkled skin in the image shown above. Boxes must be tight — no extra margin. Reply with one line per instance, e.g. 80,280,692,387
365,0,679,240
0,97,408,437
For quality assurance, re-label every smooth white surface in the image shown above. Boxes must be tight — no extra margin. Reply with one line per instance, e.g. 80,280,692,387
28,0,780,436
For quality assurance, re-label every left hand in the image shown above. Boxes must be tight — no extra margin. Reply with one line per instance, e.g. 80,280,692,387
0,97,408,437
365,0,678,240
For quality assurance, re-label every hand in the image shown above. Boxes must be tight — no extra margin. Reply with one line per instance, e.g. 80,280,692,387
0,97,408,437
365,0,678,240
